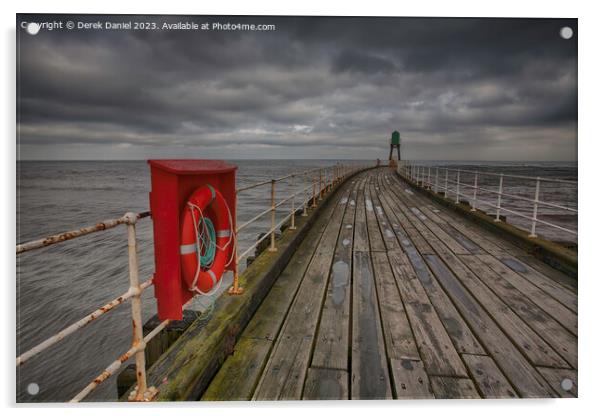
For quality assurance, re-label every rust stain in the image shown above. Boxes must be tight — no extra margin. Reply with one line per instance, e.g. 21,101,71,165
119,352,131,363
94,371,111,384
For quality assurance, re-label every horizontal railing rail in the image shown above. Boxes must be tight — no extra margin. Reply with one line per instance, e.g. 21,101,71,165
397,161,577,239
16,161,370,402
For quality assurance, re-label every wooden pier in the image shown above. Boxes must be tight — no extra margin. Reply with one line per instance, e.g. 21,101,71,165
200,167,577,400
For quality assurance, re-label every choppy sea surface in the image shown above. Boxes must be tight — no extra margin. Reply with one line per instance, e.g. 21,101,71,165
16,160,577,402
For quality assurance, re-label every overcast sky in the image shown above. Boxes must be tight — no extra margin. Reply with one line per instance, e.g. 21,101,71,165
17,15,577,161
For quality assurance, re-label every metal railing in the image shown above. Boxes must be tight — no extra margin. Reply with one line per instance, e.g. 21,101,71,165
397,161,577,239
16,161,368,402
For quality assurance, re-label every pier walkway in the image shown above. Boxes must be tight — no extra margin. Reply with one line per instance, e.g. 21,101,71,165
201,167,577,400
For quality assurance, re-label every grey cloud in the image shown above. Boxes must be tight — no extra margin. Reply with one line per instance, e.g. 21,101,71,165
16,15,577,160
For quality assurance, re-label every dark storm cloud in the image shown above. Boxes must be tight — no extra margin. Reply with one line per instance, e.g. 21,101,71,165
16,15,577,160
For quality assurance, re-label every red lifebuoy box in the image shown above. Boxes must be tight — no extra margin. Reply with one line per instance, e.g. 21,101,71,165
148,160,237,320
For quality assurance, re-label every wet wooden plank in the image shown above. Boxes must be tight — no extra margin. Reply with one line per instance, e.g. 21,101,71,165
368,185,398,251
477,254,577,337
386,173,518,258
390,359,434,399
353,178,370,252
462,354,518,398
200,182,353,401
376,188,485,356
388,250,468,378
244,203,341,341
385,196,571,371
424,254,555,397
517,255,577,291
351,250,392,399
414,193,577,304
312,181,359,370
371,251,421,360
303,368,349,400
407,206,472,255
201,190,346,400
537,367,578,398
430,376,481,399
437,223,483,254
364,177,387,252
253,187,352,400
500,256,577,313
459,255,576,369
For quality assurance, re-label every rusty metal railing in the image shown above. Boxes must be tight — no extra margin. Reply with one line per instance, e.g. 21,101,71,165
397,161,577,239
16,161,368,402
16,211,161,402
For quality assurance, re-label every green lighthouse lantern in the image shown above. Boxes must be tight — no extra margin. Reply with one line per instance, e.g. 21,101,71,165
389,130,401,161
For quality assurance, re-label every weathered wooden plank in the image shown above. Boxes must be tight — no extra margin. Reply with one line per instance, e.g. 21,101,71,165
424,254,556,397
430,376,481,399
407,206,472,255
376,188,485,356
371,251,421,361
517,255,577,291
244,217,337,341
499,256,577,313
423,204,508,257
385,190,570,370
311,180,359,370
302,368,349,400
385,178,471,257
390,359,434,399
201,185,353,401
459,255,576,369
388,250,468,378
353,178,370,252
365,183,387,252
477,253,577,337
386,173,515,258
429,242,568,369
351,250,392,399
462,354,518,399
202,337,272,401
437,223,483,254
253,334,314,400
369,185,398,251
536,367,578,398
253,187,352,400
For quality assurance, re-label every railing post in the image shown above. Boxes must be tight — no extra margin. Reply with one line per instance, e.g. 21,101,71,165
495,174,504,222
228,232,243,295
428,166,431,189
319,169,323,200
529,177,541,238
435,167,439,193
455,170,460,204
269,179,277,251
312,174,317,207
290,174,296,230
124,213,156,401
471,171,478,212
229,189,244,295
444,169,449,198
302,172,308,216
